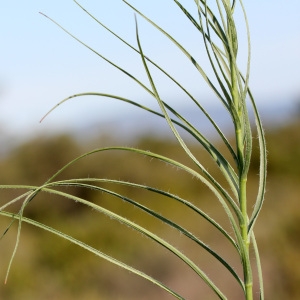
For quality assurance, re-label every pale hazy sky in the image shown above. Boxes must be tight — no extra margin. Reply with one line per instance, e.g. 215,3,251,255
1,1,300,143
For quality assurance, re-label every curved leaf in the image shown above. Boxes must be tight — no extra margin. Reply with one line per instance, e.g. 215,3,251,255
0,210,185,299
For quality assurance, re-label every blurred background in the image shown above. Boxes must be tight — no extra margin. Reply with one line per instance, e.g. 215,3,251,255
1,1,300,299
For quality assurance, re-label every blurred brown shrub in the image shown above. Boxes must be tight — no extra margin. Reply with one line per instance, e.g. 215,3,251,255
0,120,299,299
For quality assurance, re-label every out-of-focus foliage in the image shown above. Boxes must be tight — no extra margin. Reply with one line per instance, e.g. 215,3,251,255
0,120,299,299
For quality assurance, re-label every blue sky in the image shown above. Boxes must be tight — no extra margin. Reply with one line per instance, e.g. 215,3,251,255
1,1,300,144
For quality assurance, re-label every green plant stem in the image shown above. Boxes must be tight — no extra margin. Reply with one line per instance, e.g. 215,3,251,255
234,93,253,300
228,16,253,297
236,116,253,300
240,176,253,300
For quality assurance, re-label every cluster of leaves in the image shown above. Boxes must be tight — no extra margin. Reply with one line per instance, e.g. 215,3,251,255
0,1,270,299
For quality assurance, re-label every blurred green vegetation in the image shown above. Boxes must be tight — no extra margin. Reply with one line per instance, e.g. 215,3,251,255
0,119,299,299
